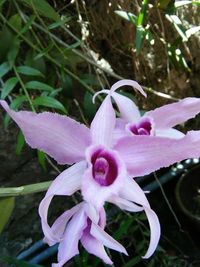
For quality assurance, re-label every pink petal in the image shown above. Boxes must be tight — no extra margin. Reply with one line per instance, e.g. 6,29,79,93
155,128,184,139
0,100,90,164
39,161,86,244
90,96,115,148
53,207,87,267
109,195,143,212
115,131,200,177
110,79,147,98
111,92,141,123
44,203,82,246
146,97,200,129
120,177,160,258
91,223,128,256
142,207,161,259
81,230,113,265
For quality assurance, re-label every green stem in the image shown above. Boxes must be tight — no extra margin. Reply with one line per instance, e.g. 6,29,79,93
13,65,36,112
0,181,52,197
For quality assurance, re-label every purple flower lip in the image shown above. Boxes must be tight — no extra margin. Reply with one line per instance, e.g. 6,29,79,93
91,148,118,186
127,117,153,136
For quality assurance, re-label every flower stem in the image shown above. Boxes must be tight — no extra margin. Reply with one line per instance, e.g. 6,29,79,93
0,181,52,197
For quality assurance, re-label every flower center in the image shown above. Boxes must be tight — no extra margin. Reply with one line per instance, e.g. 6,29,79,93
91,149,118,186
128,118,153,136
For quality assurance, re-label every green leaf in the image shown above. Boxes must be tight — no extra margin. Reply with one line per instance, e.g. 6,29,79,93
80,74,100,86
9,14,22,31
167,43,190,71
33,96,67,113
20,15,36,34
186,26,200,39
0,0,7,7
174,0,192,7
4,96,27,128
48,16,71,29
0,197,15,233
16,131,25,155
115,10,137,24
37,150,46,170
2,256,42,267
16,66,44,77
157,0,171,8
137,0,149,26
1,77,18,99
165,14,188,41
0,62,11,79
135,25,146,54
83,91,97,120
20,0,60,21
122,256,141,267
7,39,20,66
25,81,54,91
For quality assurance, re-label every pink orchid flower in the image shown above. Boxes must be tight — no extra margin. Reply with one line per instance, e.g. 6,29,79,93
2,82,200,263
94,79,200,139
44,200,126,266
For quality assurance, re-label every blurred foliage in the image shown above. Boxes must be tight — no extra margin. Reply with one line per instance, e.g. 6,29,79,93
115,0,200,70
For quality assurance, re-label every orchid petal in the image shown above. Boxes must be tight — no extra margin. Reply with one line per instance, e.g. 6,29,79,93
110,79,147,97
155,128,184,139
120,177,160,258
115,131,200,177
53,207,87,267
90,96,115,147
146,97,200,129
91,223,128,256
92,89,110,103
0,100,90,165
44,203,82,246
111,92,141,123
109,195,143,212
81,232,113,265
142,207,160,259
39,161,86,244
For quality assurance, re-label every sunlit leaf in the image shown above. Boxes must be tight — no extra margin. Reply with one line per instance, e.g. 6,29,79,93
186,26,200,39
157,0,171,8
0,197,15,233
114,10,137,24
20,0,60,21
48,16,71,29
137,0,149,26
25,81,54,91
0,62,11,79
174,0,192,7
165,14,188,41
167,43,190,71
33,96,67,113
16,66,44,77
1,77,18,99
